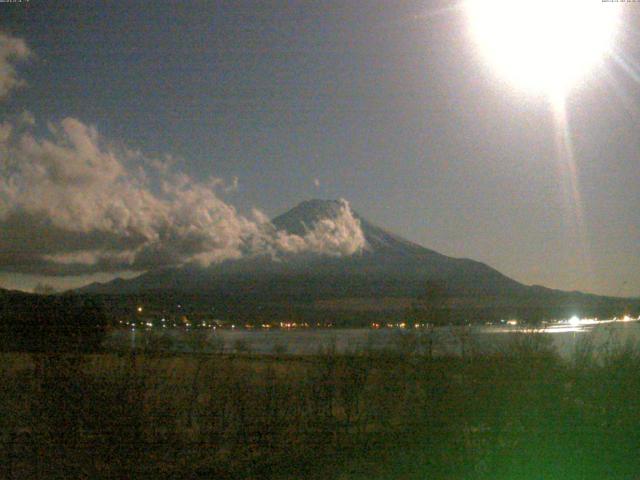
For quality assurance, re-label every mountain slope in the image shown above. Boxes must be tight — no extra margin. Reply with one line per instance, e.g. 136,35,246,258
81,199,526,297
77,199,637,324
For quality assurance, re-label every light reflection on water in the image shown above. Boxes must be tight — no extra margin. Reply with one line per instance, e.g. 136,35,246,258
476,317,640,357
111,317,640,358
487,315,639,335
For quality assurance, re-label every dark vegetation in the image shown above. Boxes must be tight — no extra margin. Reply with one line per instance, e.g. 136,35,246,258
1,312,640,478
0,291,108,353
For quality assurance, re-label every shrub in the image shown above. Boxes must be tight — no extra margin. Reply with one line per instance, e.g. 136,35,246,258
0,293,108,353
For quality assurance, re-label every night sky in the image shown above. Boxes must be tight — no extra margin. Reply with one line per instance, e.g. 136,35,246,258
1,1,639,296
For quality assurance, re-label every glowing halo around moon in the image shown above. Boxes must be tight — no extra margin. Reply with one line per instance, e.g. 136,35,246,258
465,0,621,101
463,0,623,293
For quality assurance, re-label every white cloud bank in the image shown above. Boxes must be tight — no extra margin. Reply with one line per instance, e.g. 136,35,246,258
0,33,30,99
0,32,366,276
0,115,366,275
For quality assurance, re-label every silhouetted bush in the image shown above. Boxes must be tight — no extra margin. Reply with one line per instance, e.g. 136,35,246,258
0,293,108,353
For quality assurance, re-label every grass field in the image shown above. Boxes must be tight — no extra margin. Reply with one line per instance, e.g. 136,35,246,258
1,331,640,478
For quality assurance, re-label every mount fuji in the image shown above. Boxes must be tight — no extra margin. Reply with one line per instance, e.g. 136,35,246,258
78,199,635,324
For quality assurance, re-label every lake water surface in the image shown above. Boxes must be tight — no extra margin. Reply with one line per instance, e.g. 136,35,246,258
110,317,640,358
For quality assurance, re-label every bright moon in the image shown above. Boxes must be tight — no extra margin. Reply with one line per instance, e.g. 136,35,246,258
466,0,620,99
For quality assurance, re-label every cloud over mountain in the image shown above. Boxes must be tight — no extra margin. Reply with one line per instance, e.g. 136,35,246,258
0,32,365,276
0,116,365,275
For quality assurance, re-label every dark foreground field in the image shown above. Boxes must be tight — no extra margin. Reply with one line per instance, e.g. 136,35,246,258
1,333,640,479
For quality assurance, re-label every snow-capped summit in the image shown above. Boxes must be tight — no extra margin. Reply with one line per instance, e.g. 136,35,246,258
272,199,431,256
